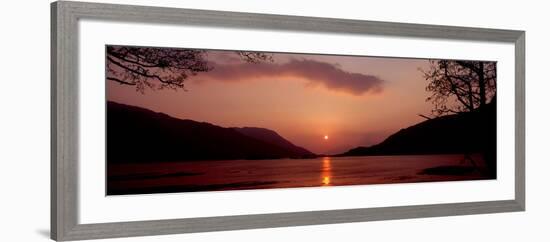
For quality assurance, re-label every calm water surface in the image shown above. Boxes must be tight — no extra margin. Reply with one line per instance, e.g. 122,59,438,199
107,154,490,195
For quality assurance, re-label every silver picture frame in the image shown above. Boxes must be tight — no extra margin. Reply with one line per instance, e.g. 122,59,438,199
51,1,525,240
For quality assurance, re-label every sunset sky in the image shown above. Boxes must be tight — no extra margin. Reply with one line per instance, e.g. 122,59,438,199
107,49,434,155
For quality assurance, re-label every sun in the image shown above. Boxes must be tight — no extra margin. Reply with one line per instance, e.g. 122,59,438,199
324,135,329,140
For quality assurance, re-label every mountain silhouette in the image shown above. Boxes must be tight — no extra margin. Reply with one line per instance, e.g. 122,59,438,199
339,100,496,157
107,101,315,163
233,127,313,157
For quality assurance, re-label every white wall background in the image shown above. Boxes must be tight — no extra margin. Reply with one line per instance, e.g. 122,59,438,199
0,0,547,241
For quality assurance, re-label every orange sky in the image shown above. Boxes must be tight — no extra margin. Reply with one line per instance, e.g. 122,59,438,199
107,49,433,154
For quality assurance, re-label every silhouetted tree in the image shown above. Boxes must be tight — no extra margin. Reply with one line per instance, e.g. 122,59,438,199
422,60,497,178
107,46,272,93
422,60,496,116
235,51,273,63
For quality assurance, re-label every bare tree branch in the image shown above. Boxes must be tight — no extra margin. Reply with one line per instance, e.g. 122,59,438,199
106,46,274,93
421,60,496,116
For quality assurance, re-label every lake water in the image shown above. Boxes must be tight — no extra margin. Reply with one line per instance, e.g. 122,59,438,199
107,154,492,195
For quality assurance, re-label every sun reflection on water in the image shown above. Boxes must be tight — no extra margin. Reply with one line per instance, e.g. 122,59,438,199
321,157,332,186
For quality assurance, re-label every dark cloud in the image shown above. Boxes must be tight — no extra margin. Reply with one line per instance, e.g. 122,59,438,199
194,59,384,96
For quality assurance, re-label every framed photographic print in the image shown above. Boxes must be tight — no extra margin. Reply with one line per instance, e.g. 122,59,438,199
51,1,525,241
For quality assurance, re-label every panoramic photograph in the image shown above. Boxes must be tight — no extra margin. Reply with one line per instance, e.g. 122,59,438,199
105,45,497,195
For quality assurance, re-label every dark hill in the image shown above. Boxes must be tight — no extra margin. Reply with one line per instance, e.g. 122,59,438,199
107,102,314,163
339,101,496,157
233,127,313,157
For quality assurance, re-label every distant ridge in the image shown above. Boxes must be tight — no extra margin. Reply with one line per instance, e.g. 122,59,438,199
233,127,313,157
107,101,315,163
338,100,496,157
